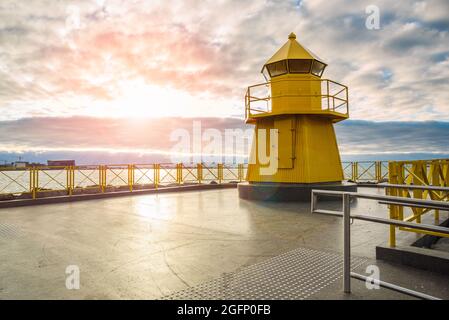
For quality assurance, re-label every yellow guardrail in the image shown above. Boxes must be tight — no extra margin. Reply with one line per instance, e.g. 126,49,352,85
1,160,446,205
245,78,349,122
0,161,392,200
387,159,449,246
0,163,249,200
342,161,388,183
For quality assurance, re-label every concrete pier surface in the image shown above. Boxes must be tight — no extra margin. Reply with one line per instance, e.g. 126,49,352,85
0,187,448,299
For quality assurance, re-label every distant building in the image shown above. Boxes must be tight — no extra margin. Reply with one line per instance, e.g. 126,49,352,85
28,162,46,167
47,160,76,167
0,161,12,167
13,161,29,168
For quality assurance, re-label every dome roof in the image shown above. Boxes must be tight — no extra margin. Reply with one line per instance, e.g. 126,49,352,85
264,32,326,66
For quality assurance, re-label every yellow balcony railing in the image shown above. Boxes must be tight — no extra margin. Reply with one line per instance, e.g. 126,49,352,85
245,78,349,123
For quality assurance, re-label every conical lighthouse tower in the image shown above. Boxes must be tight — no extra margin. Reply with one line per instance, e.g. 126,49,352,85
238,33,356,201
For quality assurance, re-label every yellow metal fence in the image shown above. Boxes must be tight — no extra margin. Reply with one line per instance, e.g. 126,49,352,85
387,159,449,246
0,163,248,199
1,160,445,203
342,161,388,182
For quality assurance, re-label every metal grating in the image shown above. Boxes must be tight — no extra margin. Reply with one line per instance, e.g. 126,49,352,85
163,247,366,300
0,223,22,240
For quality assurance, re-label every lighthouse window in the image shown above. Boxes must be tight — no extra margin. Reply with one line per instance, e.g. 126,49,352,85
266,61,288,77
311,60,326,77
288,59,312,73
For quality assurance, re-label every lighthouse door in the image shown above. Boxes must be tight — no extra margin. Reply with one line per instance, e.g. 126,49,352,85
274,117,294,169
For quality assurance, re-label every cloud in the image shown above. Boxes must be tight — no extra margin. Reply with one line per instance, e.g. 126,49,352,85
0,0,448,122
0,116,448,164
0,116,244,152
335,119,449,155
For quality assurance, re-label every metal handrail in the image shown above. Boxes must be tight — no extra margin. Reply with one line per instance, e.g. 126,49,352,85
379,183,449,192
311,189,448,300
245,78,349,121
313,190,449,210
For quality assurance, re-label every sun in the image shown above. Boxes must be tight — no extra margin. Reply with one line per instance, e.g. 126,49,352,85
109,79,188,118
85,77,238,119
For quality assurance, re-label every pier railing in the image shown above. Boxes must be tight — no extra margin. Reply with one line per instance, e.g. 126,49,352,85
0,160,447,202
0,163,248,200
342,161,388,182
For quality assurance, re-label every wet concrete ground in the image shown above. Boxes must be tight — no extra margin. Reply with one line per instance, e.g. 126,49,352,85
0,187,448,299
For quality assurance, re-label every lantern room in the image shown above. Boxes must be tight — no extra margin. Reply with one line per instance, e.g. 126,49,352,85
245,32,349,124
262,32,327,80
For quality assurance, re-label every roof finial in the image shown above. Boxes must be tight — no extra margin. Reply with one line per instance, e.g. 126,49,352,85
288,32,296,40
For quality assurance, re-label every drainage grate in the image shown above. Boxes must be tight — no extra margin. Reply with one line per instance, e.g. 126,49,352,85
0,223,22,240
163,247,366,300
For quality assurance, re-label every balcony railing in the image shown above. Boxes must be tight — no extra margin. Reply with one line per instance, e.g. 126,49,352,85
245,79,349,122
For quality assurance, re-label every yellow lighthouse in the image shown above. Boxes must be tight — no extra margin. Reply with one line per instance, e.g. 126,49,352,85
238,32,356,201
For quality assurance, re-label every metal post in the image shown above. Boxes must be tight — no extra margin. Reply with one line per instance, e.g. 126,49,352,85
102,165,105,192
128,164,134,192
70,166,74,195
218,163,223,184
66,166,74,196
30,167,37,199
374,161,378,182
131,164,135,191
66,166,70,195
100,165,107,193
343,193,351,293
99,165,103,193
177,163,182,185
346,87,349,116
388,162,397,247
35,167,39,199
352,162,357,182
311,191,317,214
29,167,33,195
154,164,159,189
197,163,202,184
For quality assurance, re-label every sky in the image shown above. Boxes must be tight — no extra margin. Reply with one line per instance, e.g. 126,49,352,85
0,0,448,164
